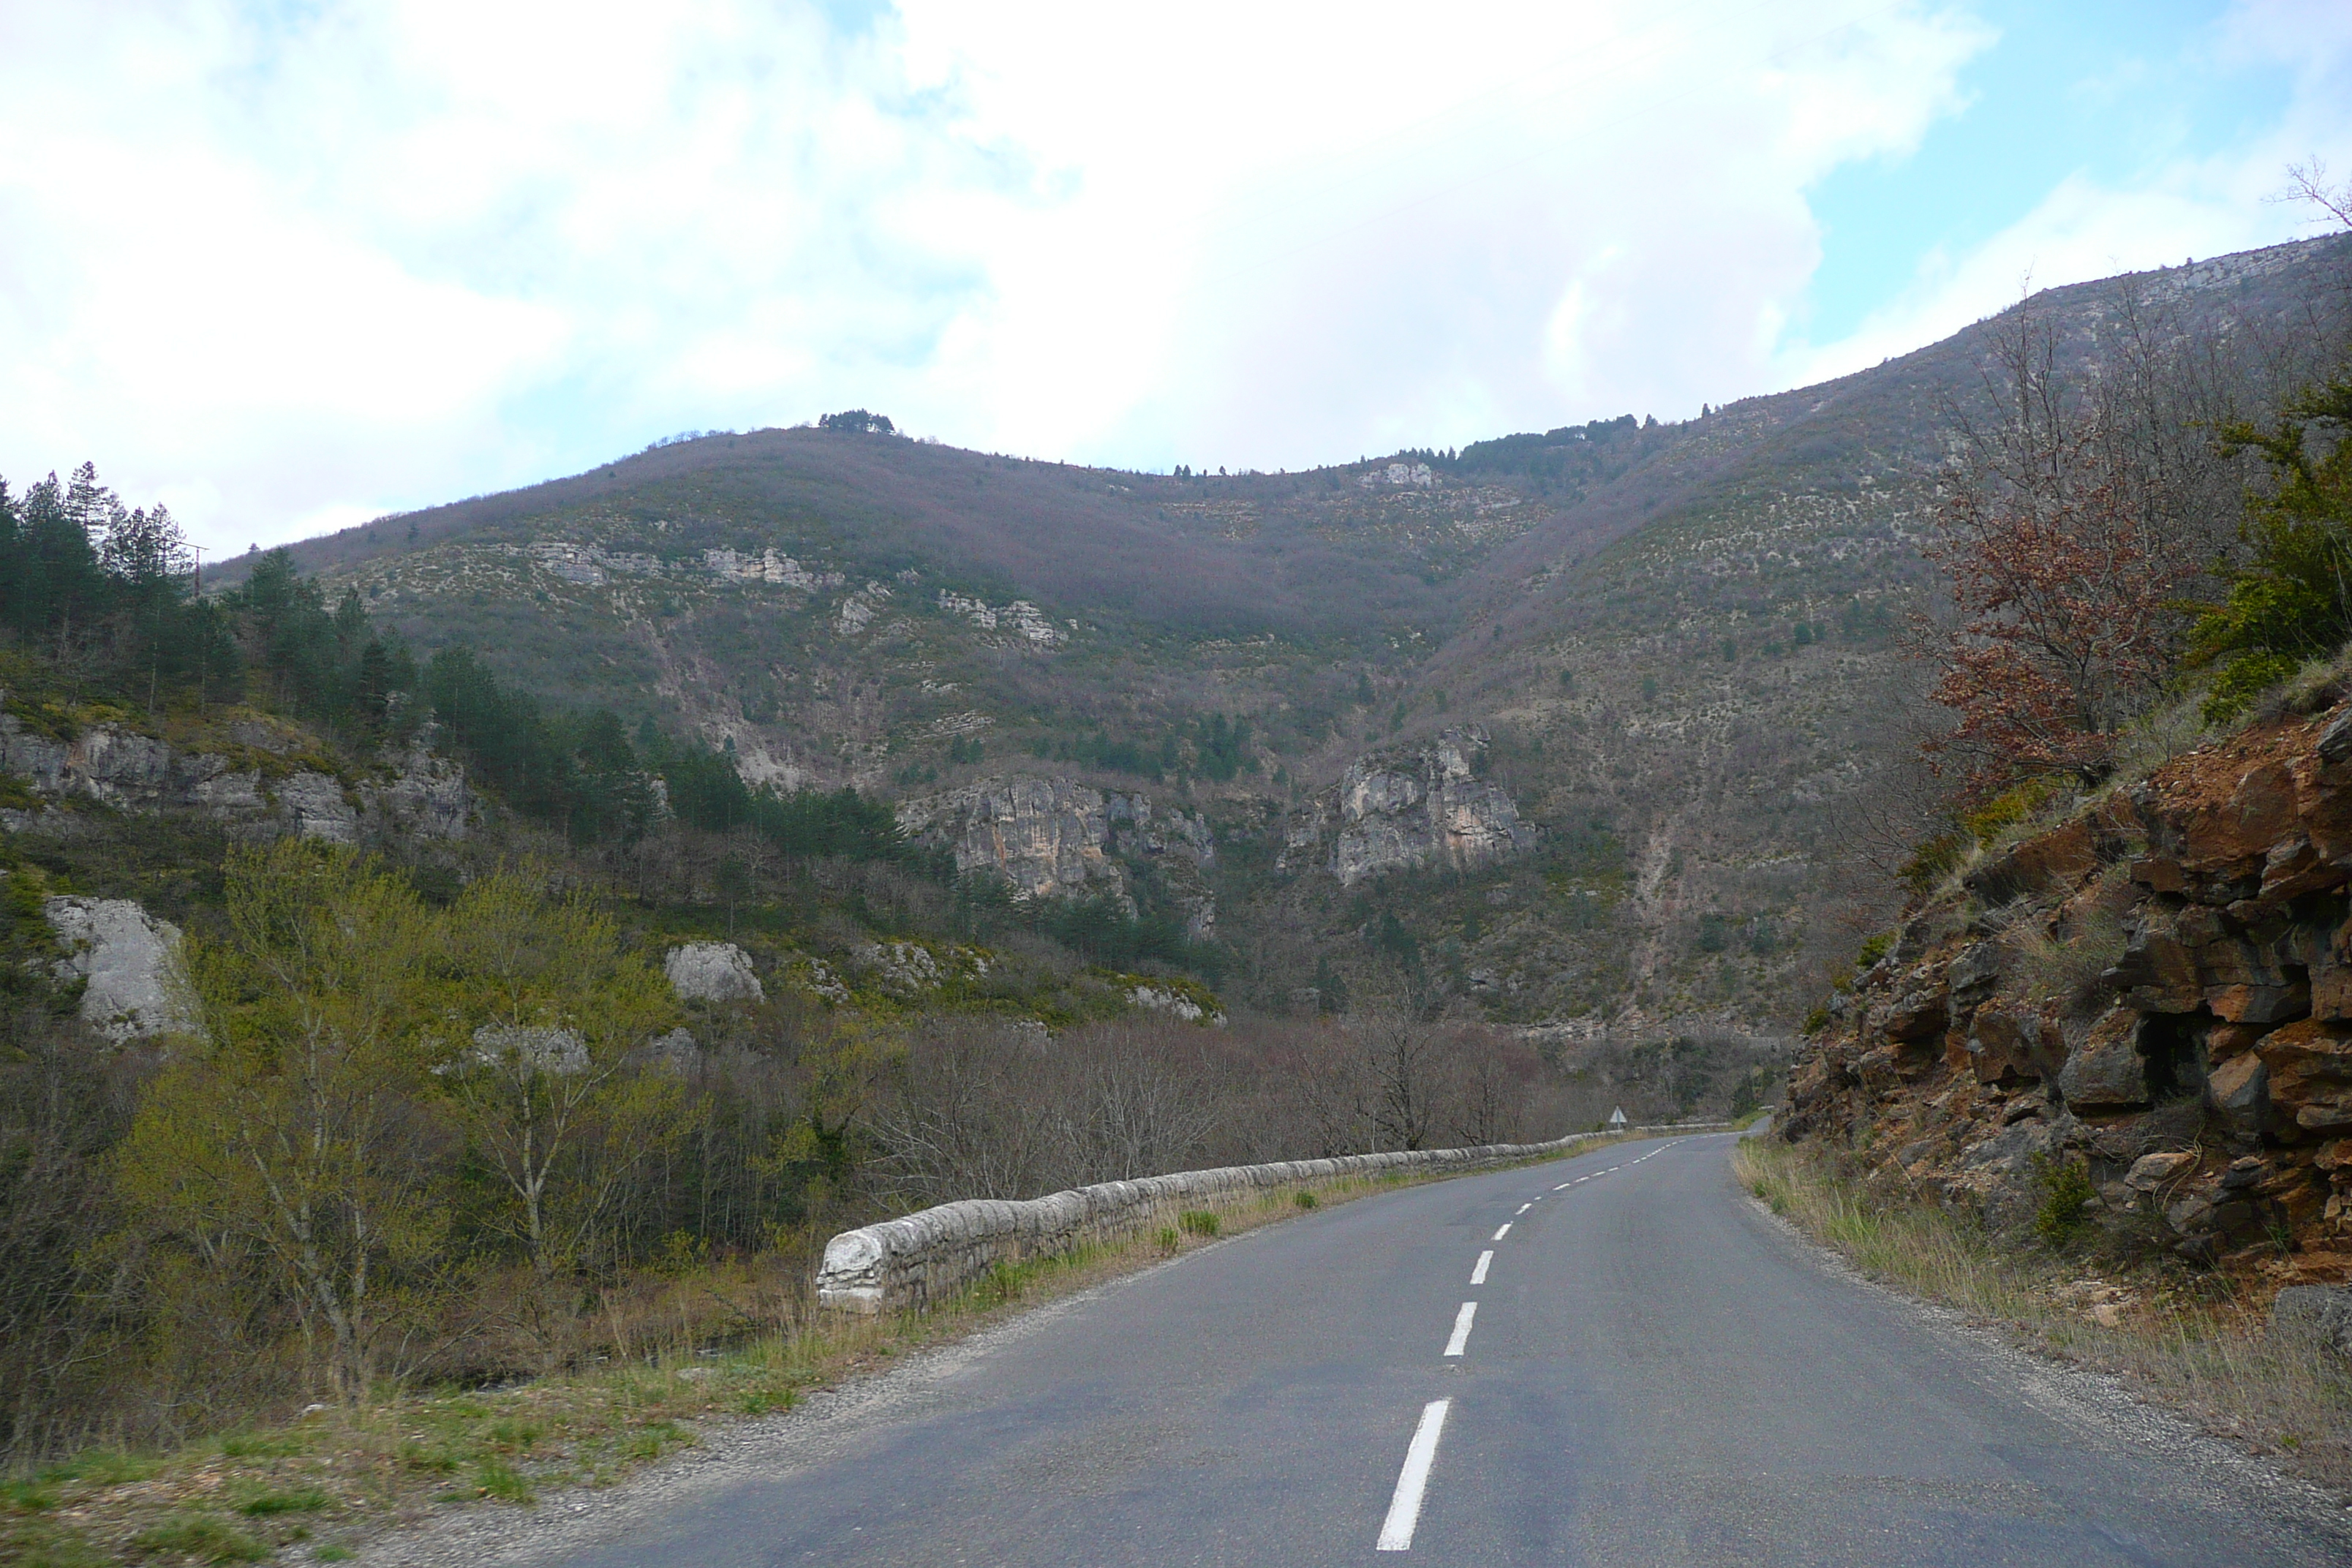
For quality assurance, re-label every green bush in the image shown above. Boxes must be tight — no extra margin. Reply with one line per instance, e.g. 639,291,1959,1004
2187,377,2352,715
1293,1190,1318,1209
1177,1210,1220,1237
2201,650,2300,724
2032,1156,2097,1246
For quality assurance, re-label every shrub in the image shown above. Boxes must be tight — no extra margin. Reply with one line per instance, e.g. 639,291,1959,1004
1293,1190,1317,1209
1177,1210,1220,1238
2032,1155,2097,1245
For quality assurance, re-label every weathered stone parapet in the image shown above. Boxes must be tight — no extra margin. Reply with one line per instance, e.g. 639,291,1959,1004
816,1122,1734,1313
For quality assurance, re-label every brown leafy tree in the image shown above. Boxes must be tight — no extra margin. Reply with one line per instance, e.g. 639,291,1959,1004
1923,298,2220,801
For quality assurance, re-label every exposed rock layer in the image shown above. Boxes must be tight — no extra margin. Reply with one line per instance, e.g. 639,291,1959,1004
896,776,1217,937
0,704,471,843
1784,708,2352,1285
1284,727,1537,886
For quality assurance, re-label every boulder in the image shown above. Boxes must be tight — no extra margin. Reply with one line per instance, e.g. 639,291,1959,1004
854,941,943,996
43,896,199,1042
665,942,765,1004
1966,1006,2056,1085
2125,1151,2199,1191
2272,1284,2352,1356
2057,1008,2150,1112
2206,1049,2272,1138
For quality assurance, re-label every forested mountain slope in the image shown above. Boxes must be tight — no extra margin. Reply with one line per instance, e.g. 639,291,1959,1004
244,234,2352,1047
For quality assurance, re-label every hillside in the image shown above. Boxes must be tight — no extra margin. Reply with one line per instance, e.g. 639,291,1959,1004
241,234,2352,1062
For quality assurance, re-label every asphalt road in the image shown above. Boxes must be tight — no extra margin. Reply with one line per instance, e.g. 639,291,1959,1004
545,1134,2350,1567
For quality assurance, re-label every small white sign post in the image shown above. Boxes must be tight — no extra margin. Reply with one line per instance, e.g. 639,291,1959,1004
1607,1107,1627,1128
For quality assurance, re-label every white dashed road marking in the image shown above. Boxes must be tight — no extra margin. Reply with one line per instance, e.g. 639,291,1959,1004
1471,1250,1492,1286
1376,1399,1452,1551
1491,1223,1511,1240
1515,1202,1531,1215
1442,1301,1477,1357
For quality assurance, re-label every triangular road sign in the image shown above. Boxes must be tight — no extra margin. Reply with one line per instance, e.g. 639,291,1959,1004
1607,1106,1627,1127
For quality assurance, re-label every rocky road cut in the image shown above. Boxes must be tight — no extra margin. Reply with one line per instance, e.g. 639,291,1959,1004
487,1136,2348,1567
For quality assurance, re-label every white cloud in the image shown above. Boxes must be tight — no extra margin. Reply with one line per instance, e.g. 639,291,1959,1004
14,0,2340,557
1788,1,2352,388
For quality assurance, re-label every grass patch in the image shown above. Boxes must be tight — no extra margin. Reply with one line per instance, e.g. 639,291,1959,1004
236,1487,330,1517
1736,1137,2352,1492
216,1433,304,1460
472,1457,535,1505
129,1513,269,1562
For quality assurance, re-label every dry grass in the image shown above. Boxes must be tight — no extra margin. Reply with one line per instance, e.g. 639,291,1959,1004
2,1147,1636,1565
1735,1137,2352,1494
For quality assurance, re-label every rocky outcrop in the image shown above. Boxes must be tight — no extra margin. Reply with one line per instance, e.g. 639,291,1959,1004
0,702,471,842
897,777,1217,936
664,942,765,1004
43,897,197,1043
1128,984,1224,1025
853,941,945,996
2273,1283,2352,1354
464,1022,589,1075
1783,707,2352,1284
1284,728,1537,886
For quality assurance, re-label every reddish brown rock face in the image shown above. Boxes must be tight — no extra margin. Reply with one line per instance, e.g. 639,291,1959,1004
2058,1008,2151,1112
2258,1020,2352,1142
1782,707,2352,1284
2207,1051,2271,1138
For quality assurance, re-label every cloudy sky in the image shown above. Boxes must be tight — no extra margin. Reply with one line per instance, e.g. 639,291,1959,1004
1,1,2348,557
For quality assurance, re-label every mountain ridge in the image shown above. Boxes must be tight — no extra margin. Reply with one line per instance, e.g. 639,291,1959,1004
219,233,2352,1043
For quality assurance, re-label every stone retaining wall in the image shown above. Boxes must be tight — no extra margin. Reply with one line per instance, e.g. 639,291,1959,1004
816,1122,1734,1312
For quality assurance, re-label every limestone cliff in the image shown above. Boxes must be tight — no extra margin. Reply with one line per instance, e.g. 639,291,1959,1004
895,776,1217,938
1282,727,1537,886
0,701,472,843
43,897,197,1043
1784,704,2352,1284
